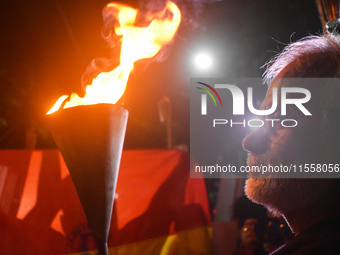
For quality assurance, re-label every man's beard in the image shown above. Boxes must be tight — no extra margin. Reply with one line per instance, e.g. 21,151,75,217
244,150,337,216
245,178,294,216
245,175,336,216
244,114,340,216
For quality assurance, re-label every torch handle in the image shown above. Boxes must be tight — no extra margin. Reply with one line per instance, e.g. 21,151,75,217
96,241,109,255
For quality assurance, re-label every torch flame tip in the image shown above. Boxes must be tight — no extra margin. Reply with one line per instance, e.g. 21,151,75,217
47,0,181,115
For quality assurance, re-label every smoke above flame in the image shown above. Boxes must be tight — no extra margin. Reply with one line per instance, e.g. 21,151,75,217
47,0,181,115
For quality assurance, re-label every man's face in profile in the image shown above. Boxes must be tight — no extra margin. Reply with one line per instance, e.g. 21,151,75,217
242,75,340,215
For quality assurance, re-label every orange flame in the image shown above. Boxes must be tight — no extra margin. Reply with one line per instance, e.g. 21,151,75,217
47,1,181,115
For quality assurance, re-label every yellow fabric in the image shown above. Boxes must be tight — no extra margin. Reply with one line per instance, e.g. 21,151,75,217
68,226,213,255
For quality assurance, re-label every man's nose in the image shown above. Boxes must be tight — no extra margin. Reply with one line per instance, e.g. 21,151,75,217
242,130,268,155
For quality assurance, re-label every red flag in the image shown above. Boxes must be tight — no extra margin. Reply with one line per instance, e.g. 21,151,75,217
0,149,212,254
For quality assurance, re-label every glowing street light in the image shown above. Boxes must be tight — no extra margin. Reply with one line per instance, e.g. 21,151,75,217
194,53,213,69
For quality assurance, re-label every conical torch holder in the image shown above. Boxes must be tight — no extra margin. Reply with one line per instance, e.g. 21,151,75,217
46,104,128,255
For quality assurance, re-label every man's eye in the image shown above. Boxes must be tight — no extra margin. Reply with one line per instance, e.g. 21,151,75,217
265,120,284,134
275,121,284,131
273,111,281,118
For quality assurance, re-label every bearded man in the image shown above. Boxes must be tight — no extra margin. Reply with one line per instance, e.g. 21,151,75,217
242,32,340,254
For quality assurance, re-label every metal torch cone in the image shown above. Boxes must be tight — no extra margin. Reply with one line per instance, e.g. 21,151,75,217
46,104,128,255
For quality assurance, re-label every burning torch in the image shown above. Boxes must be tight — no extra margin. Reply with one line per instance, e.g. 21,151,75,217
46,1,181,254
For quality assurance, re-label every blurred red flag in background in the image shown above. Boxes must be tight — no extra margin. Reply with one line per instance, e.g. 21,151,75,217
0,149,212,254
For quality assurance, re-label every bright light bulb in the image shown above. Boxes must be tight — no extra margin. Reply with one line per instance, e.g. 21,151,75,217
194,53,213,69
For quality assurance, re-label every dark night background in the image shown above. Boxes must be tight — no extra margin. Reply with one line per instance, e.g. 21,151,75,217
0,0,322,150
0,0,323,217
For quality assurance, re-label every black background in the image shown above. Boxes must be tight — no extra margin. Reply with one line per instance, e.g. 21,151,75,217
0,0,321,149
